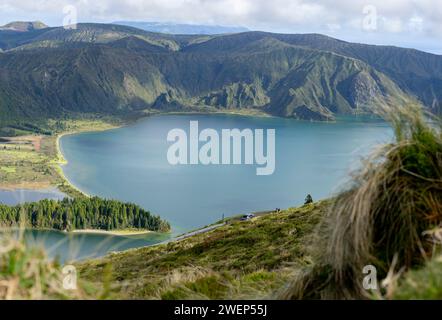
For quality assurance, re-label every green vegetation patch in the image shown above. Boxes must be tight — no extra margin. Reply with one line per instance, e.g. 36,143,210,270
0,197,170,232
78,202,327,299
0,117,119,196
393,256,442,300
0,166,16,173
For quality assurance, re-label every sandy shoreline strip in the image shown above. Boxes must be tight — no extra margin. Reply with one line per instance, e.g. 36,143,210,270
0,227,151,236
55,132,91,197
70,229,151,236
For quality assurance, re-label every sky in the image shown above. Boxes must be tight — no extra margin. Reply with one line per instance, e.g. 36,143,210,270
1,0,441,54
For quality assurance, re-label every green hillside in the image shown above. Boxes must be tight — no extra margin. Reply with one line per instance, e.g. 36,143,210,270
78,202,326,299
2,23,440,125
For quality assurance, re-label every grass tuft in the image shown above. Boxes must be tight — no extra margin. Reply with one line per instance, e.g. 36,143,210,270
0,230,107,300
282,102,442,299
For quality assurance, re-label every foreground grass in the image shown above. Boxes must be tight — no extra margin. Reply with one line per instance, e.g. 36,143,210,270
393,255,442,300
78,202,327,299
282,102,442,300
3,198,442,300
0,232,106,299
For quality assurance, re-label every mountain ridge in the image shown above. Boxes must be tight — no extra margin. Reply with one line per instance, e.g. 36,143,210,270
0,22,440,126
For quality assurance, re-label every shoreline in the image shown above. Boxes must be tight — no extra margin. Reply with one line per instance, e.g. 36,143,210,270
0,226,152,236
157,108,273,118
0,108,338,195
0,118,120,196
51,109,273,198
70,228,152,236
48,120,123,198
54,132,91,198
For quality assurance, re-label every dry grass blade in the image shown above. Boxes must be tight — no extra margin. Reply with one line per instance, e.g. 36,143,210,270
283,101,442,299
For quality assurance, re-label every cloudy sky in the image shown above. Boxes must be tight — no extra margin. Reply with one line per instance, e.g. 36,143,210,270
1,0,441,54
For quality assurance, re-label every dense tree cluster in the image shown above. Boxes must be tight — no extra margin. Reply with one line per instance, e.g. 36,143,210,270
0,197,170,232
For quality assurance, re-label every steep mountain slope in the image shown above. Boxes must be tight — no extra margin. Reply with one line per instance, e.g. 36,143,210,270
0,38,407,122
0,45,169,120
278,34,442,114
0,23,440,124
0,28,51,51
185,31,442,114
79,202,326,299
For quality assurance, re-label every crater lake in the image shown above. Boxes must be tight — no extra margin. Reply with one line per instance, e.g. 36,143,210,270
60,114,392,234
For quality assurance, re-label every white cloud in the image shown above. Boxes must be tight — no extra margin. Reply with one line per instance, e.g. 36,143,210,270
382,17,403,33
408,16,423,32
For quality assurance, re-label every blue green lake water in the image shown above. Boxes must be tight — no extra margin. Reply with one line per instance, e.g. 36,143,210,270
60,114,392,235
4,229,170,263
1,114,393,261
0,188,66,205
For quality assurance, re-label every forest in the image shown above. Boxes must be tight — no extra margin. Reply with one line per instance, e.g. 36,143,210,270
0,197,170,232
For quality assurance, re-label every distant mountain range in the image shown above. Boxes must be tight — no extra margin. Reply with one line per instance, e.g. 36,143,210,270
0,22,441,125
113,21,248,35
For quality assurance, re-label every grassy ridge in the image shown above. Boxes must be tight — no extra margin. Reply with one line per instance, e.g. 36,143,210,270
78,202,327,299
